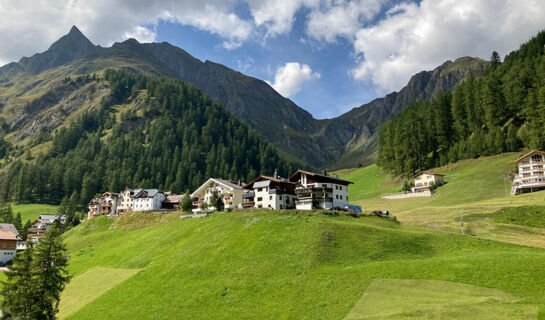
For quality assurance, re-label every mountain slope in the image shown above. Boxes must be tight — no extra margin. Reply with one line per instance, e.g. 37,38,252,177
0,27,487,168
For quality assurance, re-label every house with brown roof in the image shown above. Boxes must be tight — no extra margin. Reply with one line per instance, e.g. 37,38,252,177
243,170,296,210
511,150,545,195
0,230,22,265
162,194,184,210
289,169,353,210
191,178,246,212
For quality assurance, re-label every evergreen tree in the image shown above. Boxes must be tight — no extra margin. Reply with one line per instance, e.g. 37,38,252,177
31,225,70,319
14,213,22,234
1,247,37,319
209,191,224,212
180,189,193,213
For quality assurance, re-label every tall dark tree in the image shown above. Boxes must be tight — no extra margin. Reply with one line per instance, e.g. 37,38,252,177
1,247,37,320
31,225,70,320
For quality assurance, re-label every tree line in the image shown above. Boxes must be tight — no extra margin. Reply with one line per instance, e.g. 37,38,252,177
0,69,298,207
378,31,545,177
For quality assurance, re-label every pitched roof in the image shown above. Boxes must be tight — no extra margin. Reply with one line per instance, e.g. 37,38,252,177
0,230,21,241
191,178,245,198
243,175,293,189
289,170,353,185
514,150,545,163
0,224,18,236
135,189,163,198
39,214,63,224
412,171,445,178
163,195,184,203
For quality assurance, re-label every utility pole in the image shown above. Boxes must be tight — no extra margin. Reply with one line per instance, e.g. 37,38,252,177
460,207,464,235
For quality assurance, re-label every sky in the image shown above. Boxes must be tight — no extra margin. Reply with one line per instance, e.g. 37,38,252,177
1,0,545,119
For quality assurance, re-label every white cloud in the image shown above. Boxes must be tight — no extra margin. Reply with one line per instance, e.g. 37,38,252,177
123,26,157,43
0,0,254,64
266,62,321,97
350,0,545,93
306,0,384,43
2,0,545,99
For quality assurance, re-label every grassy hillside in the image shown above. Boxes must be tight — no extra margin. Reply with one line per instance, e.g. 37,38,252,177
11,203,58,223
339,152,545,247
55,210,545,319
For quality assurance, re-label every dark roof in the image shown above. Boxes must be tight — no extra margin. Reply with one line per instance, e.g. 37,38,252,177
244,175,293,189
289,170,353,185
135,189,163,198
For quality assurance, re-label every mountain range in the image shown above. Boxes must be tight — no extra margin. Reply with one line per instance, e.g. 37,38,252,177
0,26,488,168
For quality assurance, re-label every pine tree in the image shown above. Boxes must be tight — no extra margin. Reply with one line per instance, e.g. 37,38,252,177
209,191,224,212
1,247,38,319
180,189,193,213
14,213,22,234
31,225,70,320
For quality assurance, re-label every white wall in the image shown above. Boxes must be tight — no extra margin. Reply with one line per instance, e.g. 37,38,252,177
0,249,16,265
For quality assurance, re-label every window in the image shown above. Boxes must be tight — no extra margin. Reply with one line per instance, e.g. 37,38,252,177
279,196,283,200
336,195,338,199
280,205,283,209
339,195,343,200
257,197,263,201
335,185,338,190
269,196,272,200
258,188,263,192
322,184,327,188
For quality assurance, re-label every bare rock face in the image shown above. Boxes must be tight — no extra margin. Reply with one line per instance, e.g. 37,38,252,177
0,27,488,168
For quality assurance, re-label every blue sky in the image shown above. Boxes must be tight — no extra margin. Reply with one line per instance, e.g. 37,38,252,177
1,0,545,119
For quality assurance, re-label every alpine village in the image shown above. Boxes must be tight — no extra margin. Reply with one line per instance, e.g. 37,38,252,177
3,3,545,319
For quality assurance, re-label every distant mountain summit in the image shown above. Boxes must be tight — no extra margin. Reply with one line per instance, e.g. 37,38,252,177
18,26,99,74
0,27,488,168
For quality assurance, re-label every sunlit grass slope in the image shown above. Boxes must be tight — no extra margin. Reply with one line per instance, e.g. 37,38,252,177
59,211,545,319
339,153,545,247
11,203,58,223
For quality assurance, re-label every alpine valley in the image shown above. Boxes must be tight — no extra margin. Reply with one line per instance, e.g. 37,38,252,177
0,26,487,171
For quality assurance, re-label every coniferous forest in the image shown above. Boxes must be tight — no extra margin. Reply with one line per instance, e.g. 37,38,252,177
0,69,296,206
378,31,545,177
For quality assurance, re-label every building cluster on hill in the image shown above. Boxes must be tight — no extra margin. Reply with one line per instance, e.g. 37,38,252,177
88,169,354,218
28,214,67,245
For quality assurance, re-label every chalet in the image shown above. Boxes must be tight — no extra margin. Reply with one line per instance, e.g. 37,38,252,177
162,194,184,210
133,189,166,211
411,171,445,193
0,230,21,265
0,223,26,250
88,198,99,219
512,150,545,195
289,169,353,210
243,171,296,210
118,188,140,213
191,178,246,212
28,214,66,245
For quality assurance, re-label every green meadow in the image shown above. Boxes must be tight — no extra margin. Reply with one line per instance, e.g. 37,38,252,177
4,151,545,319
50,208,545,319
339,152,545,248
11,203,59,223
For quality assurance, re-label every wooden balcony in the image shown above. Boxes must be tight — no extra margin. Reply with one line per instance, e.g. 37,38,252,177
242,202,255,209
